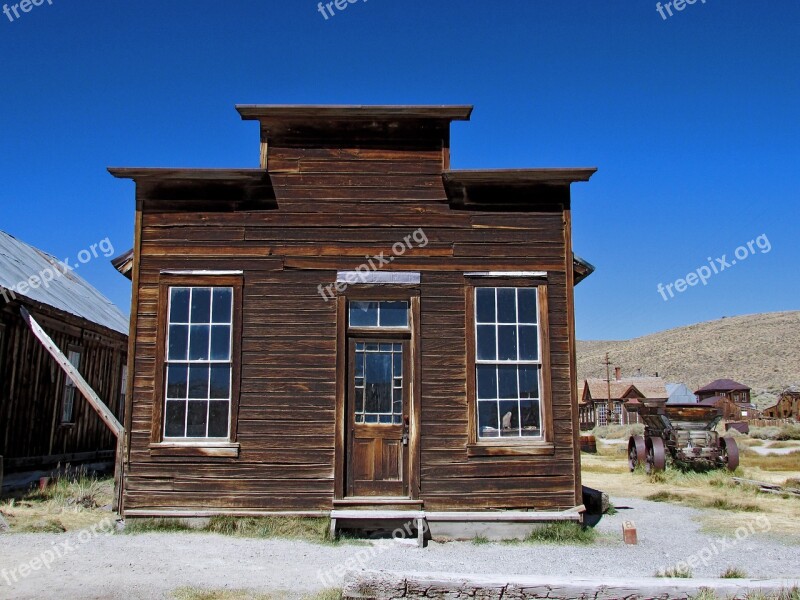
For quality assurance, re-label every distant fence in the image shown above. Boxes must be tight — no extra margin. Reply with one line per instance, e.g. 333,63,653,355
749,418,796,428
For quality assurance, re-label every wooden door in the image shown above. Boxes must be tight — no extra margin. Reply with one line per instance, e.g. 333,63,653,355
346,338,409,497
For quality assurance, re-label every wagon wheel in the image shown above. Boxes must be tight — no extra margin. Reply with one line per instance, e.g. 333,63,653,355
628,435,647,472
645,437,667,474
720,437,739,471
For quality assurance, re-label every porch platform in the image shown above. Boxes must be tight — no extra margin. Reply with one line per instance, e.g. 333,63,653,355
330,505,585,547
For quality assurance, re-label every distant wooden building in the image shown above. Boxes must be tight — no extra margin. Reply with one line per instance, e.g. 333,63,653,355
110,104,598,534
578,369,668,430
695,379,756,420
0,231,128,489
763,387,800,420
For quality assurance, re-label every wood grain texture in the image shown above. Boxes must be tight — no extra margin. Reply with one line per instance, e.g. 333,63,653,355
120,130,585,515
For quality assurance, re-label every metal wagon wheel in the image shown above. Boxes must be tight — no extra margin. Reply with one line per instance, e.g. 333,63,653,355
720,437,739,471
628,435,647,472
645,436,667,474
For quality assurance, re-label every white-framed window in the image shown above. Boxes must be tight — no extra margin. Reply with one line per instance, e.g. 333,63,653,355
474,287,542,439
163,287,233,439
596,404,608,427
61,349,81,424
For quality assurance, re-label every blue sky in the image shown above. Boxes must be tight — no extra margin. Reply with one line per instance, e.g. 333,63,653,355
0,0,797,340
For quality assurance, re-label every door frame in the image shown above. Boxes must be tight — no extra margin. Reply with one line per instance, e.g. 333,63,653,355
334,289,421,500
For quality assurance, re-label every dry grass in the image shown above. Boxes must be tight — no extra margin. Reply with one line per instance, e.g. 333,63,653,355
0,470,114,533
720,566,748,579
581,447,800,539
591,424,644,440
750,425,800,441
124,516,334,544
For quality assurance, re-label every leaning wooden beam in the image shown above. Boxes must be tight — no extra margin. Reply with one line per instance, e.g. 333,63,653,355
20,307,124,439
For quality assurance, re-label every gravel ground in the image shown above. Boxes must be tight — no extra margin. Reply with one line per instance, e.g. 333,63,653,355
0,498,797,600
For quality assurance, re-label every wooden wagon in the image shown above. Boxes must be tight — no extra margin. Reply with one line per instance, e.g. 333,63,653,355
626,400,739,473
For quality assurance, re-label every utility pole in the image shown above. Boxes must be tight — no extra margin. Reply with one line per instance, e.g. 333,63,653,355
605,353,614,426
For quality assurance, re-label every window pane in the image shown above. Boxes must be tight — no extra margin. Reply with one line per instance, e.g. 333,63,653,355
168,325,189,361
519,365,540,399
478,401,499,437
186,400,208,437
208,401,229,438
191,288,212,323
392,352,402,377
365,352,392,413
212,288,233,324
209,364,231,399
476,325,496,361
498,365,518,399
476,365,498,400
189,325,210,360
499,400,519,436
379,302,408,327
355,388,364,413
349,302,379,327
517,288,537,324
497,325,517,361
188,365,209,399
165,400,186,437
521,400,541,436
210,325,231,360
166,364,189,399
475,288,495,323
169,288,190,323
519,325,538,361
497,288,517,323
355,352,365,378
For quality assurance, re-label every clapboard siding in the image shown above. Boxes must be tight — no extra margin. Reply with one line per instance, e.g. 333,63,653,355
125,187,577,512
119,109,591,515
0,300,127,466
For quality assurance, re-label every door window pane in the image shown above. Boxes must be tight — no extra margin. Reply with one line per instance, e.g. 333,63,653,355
349,301,409,328
354,343,403,422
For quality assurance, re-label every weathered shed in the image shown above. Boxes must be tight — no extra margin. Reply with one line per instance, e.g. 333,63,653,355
110,104,596,536
0,231,128,489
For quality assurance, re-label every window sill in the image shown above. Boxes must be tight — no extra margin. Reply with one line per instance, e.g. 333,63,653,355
467,442,555,457
149,442,240,458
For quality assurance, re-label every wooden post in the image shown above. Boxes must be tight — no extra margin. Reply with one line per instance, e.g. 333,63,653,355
605,353,613,426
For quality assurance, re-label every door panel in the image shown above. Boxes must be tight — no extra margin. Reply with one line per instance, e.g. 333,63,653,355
347,338,409,497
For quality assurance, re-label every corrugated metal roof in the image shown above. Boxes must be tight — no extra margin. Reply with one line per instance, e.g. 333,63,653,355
0,231,129,335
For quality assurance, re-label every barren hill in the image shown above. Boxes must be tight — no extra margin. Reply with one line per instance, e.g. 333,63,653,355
577,311,800,407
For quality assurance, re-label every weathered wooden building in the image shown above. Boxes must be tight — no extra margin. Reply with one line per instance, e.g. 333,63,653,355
762,387,800,420
578,371,668,430
110,105,596,534
0,231,128,489
696,379,756,420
